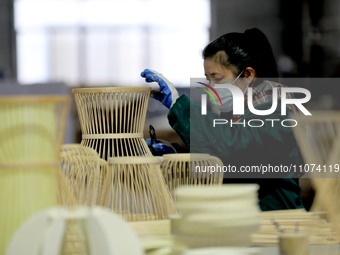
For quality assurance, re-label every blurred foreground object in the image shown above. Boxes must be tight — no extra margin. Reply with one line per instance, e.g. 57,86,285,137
292,111,340,241
60,144,108,207
6,207,143,255
0,95,69,254
172,184,261,248
252,209,337,248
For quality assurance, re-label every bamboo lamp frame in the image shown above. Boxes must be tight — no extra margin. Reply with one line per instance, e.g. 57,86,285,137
0,95,70,255
72,87,152,159
101,156,176,221
292,111,340,241
292,111,340,167
56,166,78,208
160,153,224,198
0,96,69,163
60,144,108,207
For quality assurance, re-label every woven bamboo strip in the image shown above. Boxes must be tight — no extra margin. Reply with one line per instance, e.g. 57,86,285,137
60,144,108,207
0,95,69,255
72,87,152,159
61,219,89,255
101,156,176,221
160,153,224,198
252,210,338,246
292,111,340,241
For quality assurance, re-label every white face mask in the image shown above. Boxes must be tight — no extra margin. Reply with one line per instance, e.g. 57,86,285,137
208,70,245,114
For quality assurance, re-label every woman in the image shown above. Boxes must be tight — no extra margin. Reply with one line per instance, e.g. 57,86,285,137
141,28,305,211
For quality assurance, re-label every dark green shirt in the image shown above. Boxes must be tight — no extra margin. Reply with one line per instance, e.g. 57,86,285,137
168,95,305,211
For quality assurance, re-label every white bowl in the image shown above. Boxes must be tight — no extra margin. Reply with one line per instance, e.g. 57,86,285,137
179,212,260,235
175,200,260,216
175,184,259,203
174,223,259,248
183,247,261,255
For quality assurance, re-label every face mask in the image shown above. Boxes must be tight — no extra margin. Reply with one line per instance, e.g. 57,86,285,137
208,70,245,114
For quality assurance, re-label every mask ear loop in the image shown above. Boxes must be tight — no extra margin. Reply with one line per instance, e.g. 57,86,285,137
231,69,248,94
231,69,247,121
231,69,245,84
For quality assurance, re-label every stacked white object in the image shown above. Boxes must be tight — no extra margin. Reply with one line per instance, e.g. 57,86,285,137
183,247,260,255
172,184,261,249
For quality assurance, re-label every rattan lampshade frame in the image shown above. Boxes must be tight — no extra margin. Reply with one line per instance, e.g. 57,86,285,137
72,87,152,159
60,144,108,207
160,153,224,198
101,156,176,221
0,95,70,255
292,111,340,241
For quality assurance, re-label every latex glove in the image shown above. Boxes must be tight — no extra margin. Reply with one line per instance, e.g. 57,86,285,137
146,124,176,156
141,69,179,109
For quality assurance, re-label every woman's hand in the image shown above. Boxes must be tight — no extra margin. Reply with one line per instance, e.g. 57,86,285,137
141,69,179,109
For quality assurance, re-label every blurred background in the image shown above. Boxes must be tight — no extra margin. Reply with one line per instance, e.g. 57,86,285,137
1,0,340,84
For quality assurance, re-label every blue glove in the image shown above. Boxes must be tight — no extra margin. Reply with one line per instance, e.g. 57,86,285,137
146,124,176,156
146,138,177,156
141,69,179,109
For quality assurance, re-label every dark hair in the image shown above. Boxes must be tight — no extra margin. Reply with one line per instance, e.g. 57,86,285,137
202,28,279,78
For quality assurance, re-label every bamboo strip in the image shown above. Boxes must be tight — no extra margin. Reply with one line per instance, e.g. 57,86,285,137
0,95,69,255
72,87,152,159
292,111,340,242
101,156,176,221
160,154,224,199
59,144,108,207
252,210,338,246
